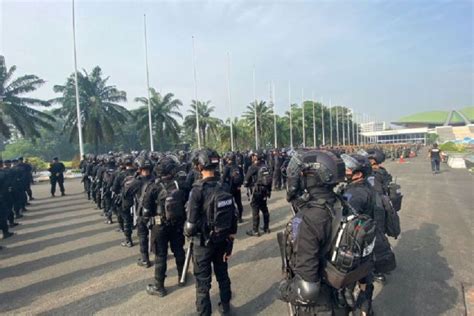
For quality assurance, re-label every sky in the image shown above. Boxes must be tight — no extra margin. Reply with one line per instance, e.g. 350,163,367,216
1,0,473,124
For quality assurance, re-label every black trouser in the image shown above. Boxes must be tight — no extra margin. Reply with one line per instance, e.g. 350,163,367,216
84,177,92,199
114,203,124,231
50,176,65,195
153,223,185,284
0,202,9,235
103,192,114,220
250,193,269,232
273,169,282,190
12,188,26,216
26,183,33,199
120,202,133,241
5,198,14,225
231,187,243,219
137,217,150,258
193,240,232,316
431,158,440,172
356,273,374,314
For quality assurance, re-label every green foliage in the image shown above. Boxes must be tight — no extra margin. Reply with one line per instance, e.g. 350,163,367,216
439,142,467,153
426,133,439,145
0,55,54,139
28,156,49,170
51,66,130,153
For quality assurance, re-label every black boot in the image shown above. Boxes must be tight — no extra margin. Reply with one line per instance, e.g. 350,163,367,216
121,239,133,248
3,231,14,239
246,229,260,237
146,281,167,297
137,254,152,268
218,302,231,315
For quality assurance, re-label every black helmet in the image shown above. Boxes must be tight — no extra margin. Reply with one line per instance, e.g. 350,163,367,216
155,155,179,176
122,154,134,165
137,158,153,170
252,149,265,161
366,148,385,164
225,152,235,163
287,150,345,190
341,154,372,178
193,148,220,170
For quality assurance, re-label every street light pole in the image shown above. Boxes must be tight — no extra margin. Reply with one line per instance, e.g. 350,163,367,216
72,0,84,157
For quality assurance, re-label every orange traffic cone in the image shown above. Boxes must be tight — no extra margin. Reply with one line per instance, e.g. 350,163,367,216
399,155,405,163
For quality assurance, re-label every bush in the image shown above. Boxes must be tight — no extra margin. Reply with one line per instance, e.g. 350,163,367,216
440,142,467,153
27,156,49,171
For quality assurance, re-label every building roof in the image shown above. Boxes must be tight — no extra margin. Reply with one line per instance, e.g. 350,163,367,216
392,107,474,126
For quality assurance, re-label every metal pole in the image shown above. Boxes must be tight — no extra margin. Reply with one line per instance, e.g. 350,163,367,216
289,81,293,149
321,97,325,146
301,88,305,147
352,109,355,146
253,66,258,150
312,91,316,148
272,81,277,148
329,99,333,147
143,14,154,152
347,108,351,145
72,0,84,157
335,104,339,146
226,52,234,151
192,36,201,149
342,106,345,146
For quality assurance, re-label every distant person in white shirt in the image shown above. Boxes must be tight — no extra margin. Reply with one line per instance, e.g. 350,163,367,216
428,144,442,174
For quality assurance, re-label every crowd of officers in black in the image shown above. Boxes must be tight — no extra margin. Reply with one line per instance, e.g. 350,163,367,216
76,143,407,316
0,157,34,249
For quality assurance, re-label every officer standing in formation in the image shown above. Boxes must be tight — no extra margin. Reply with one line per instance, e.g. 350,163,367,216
244,150,272,237
48,157,66,197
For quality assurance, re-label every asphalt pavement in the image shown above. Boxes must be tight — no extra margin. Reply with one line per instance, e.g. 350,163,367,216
0,154,472,315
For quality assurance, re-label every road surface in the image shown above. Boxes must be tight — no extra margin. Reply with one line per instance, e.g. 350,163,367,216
0,155,472,315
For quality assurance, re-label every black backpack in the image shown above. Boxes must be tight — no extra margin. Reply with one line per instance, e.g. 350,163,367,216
380,194,401,239
256,166,273,187
103,169,115,189
204,183,237,243
121,174,137,199
322,199,377,289
230,165,243,187
157,180,186,223
388,182,403,212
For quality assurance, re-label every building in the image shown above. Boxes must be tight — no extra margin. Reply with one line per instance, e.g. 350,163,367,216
360,121,386,133
361,107,474,144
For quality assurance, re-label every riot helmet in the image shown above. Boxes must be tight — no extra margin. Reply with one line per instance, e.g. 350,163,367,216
193,148,220,170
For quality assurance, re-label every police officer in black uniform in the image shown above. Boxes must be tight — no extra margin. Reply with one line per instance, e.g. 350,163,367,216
102,156,118,225
244,150,272,236
0,160,14,240
340,153,391,314
146,155,187,297
48,157,66,197
221,152,244,223
184,149,238,315
279,150,349,315
366,149,392,195
112,154,137,247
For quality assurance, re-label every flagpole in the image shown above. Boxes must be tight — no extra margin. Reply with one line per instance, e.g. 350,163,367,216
192,36,201,149
301,88,305,147
335,103,339,146
253,66,258,150
72,0,84,157
347,108,351,145
289,81,293,149
143,14,154,152
342,106,345,146
272,81,277,148
226,52,234,151
312,91,316,148
352,109,356,146
329,98,333,147
321,97,325,146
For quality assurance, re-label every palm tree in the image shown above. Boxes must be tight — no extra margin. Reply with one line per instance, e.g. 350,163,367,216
51,66,129,153
134,88,182,151
243,100,274,148
184,100,222,147
0,55,54,139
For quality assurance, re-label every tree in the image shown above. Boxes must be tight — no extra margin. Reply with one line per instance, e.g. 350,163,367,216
184,100,222,147
0,55,54,139
134,89,182,151
51,66,129,153
243,100,274,148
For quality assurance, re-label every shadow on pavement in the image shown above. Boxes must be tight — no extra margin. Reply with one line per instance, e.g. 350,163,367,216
234,282,280,315
0,226,112,259
0,239,120,281
28,199,91,213
24,205,92,220
0,254,138,312
15,212,98,230
374,223,458,315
